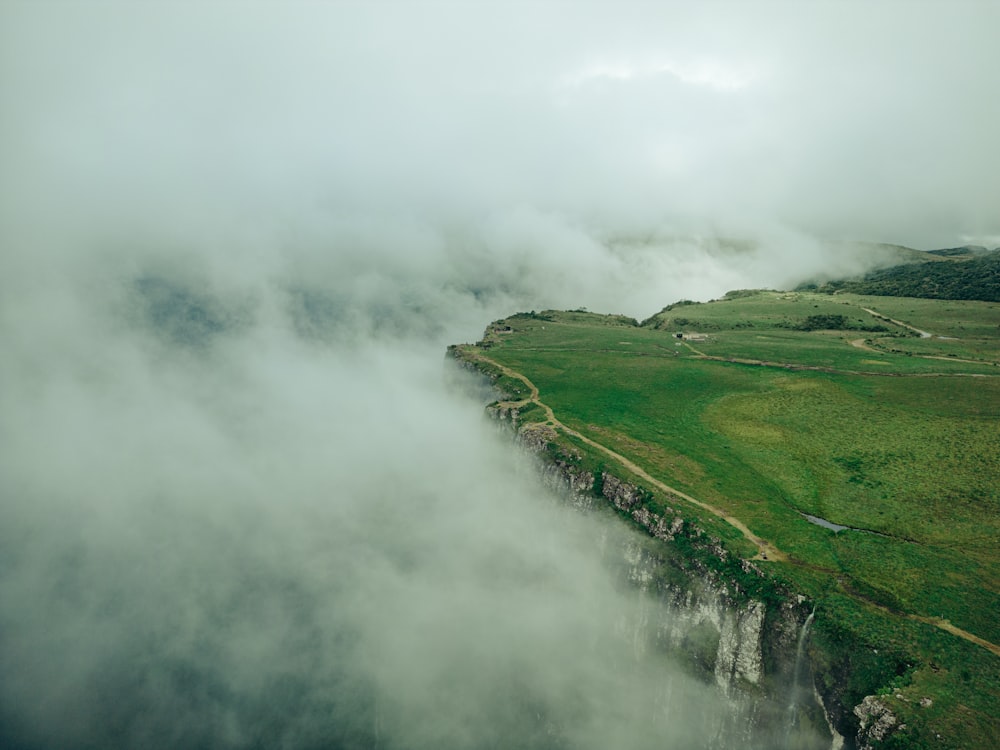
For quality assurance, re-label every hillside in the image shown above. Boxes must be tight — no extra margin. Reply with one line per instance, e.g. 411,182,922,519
451,290,1000,749
811,249,1000,301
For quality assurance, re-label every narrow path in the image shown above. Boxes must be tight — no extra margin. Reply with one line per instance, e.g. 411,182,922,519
918,354,992,365
460,346,1000,658
850,310,993,365
683,341,995,377
910,616,1000,658
860,306,931,338
849,338,878,353
838,581,1000,658
559,423,787,562
468,349,785,562
681,340,866,374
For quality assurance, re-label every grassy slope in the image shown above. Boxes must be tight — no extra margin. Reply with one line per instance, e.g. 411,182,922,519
818,251,1000,301
460,291,1000,749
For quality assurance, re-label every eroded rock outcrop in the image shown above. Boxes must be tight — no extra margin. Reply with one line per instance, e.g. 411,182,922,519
465,366,862,748
854,696,899,749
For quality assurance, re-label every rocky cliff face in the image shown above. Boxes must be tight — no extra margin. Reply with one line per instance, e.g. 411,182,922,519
853,696,899,749
617,536,767,692
451,345,921,748
480,401,846,749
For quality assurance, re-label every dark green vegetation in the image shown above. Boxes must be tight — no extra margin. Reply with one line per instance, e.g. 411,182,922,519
454,290,1000,749
812,248,1000,301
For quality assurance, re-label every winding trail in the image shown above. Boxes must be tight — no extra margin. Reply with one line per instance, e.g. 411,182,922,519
467,349,785,562
910,616,1000,658
847,337,989,366
860,307,931,337
458,346,1000,658
849,308,994,366
682,341,995,377
556,422,786,562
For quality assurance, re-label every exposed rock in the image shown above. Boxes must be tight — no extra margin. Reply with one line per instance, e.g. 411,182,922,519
631,506,684,542
515,422,558,452
715,599,766,689
486,402,521,426
854,695,899,748
816,685,847,749
467,362,845,746
601,472,645,511
616,540,769,706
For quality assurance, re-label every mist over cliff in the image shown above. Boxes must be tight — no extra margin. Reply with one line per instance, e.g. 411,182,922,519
2,2,998,748
0,239,793,749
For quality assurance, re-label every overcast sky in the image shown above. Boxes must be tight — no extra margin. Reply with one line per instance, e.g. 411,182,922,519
1,3,996,748
4,0,999,255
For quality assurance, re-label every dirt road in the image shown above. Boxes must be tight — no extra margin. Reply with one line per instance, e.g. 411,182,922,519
467,349,785,561
861,307,931,337
460,346,1000,657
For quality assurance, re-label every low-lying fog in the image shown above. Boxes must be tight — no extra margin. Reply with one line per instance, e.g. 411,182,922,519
2,2,997,748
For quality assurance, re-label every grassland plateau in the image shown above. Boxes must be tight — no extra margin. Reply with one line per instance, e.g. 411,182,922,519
450,288,1000,749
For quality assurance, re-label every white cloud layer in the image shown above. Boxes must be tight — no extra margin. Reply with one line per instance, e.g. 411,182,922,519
1,1,997,747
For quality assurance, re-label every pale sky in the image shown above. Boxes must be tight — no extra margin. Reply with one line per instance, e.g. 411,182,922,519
3,1,999,251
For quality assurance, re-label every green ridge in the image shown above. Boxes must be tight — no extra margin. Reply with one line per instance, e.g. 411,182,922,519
453,289,1000,749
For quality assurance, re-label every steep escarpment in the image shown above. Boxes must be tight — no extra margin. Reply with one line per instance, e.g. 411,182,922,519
472,385,841,747
450,298,1000,749
453,346,958,748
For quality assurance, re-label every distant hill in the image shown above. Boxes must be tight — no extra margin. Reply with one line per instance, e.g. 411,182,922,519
848,241,941,265
810,249,1000,301
925,245,993,258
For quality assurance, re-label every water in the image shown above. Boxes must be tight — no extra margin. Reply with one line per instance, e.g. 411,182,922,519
784,609,817,749
801,513,848,533
801,512,893,539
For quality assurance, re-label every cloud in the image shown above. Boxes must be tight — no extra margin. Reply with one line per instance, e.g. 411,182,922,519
0,250,756,746
1,1,993,747
4,1,998,249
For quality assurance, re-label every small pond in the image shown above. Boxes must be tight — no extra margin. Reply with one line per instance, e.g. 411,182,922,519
801,513,849,533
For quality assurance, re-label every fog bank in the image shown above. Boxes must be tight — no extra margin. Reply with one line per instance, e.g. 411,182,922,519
3,2,997,747
0,242,779,747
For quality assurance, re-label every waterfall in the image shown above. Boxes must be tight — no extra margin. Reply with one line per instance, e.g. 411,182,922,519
784,608,817,749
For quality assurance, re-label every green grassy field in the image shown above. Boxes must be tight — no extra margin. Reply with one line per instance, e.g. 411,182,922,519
458,290,1000,748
